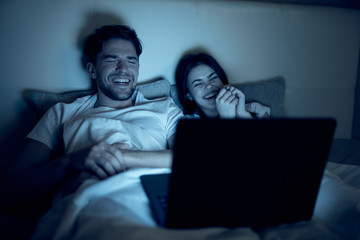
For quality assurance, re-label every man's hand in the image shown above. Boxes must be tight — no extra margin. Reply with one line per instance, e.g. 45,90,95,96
66,141,129,179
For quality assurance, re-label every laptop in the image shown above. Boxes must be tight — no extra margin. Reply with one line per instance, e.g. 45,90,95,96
140,118,336,229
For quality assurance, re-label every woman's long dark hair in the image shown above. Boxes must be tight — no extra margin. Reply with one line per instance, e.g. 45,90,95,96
175,52,229,116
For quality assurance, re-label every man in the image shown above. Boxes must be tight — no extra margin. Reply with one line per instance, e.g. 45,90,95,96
1,25,183,211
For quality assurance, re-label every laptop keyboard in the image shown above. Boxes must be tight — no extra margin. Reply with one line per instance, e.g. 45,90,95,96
157,194,168,211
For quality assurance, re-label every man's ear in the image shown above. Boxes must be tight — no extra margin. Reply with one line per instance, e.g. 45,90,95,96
186,93,193,101
87,62,97,79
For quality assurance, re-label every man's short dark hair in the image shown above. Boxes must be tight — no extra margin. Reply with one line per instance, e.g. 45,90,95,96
82,25,142,67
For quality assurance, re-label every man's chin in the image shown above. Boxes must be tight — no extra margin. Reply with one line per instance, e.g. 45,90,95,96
102,88,135,101
114,88,136,101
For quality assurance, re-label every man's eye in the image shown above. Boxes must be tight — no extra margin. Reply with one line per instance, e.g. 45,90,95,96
106,59,116,63
128,57,138,64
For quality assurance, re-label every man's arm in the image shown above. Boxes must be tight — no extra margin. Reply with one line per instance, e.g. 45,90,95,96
1,139,73,209
1,138,123,208
1,139,122,209
1,135,175,210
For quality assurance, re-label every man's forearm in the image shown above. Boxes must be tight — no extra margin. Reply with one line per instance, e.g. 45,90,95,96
0,155,74,210
122,149,173,169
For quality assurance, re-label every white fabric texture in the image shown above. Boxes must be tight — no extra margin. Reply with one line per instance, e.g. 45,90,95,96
313,162,360,239
27,94,97,150
31,168,260,240
27,91,183,152
30,163,360,240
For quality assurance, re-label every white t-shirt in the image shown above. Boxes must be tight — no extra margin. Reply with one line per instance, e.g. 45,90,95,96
28,90,184,153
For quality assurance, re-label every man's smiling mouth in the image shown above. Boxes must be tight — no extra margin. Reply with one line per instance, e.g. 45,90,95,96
113,78,130,84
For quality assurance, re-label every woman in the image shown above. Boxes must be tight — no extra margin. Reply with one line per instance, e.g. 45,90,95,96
175,52,270,119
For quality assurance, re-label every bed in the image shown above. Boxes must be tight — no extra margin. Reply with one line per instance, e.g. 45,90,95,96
1,0,359,238
20,77,360,240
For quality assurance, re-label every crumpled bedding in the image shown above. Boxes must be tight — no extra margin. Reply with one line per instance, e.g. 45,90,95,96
30,162,360,240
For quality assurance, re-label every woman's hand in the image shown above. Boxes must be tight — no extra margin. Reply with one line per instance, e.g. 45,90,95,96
65,141,129,179
230,86,252,119
215,86,238,118
216,85,252,119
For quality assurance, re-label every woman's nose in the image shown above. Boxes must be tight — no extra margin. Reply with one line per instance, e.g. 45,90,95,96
204,81,212,89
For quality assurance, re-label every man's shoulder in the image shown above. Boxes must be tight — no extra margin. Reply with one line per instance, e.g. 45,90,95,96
55,94,95,107
49,94,96,117
72,94,96,105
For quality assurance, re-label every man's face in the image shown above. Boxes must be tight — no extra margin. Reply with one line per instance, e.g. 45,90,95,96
89,38,139,104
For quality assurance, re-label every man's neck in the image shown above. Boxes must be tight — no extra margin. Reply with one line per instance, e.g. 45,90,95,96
94,92,135,109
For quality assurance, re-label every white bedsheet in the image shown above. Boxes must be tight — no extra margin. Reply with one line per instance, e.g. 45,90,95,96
31,164,360,240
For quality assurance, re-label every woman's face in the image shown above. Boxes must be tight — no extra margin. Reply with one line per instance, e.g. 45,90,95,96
186,64,224,116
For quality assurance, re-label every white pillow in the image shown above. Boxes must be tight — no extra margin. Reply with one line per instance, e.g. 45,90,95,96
24,78,171,120
136,78,170,99
314,163,360,239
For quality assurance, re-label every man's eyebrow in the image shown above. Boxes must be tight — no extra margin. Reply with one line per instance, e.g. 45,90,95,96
101,55,138,60
102,55,118,59
127,56,138,61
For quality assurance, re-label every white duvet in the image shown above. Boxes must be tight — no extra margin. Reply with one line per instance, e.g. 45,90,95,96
31,163,360,240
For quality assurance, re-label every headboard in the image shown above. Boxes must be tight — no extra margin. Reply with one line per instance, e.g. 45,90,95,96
1,0,360,146
23,77,286,121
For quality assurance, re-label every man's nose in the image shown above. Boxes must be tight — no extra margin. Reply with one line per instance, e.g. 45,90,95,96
115,61,127,72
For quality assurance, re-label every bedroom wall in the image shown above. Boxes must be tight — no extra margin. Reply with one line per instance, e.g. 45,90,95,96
0,0,359,154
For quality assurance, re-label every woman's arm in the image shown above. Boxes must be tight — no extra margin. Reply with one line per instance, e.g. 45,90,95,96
245,102,271,118
114,133,175,169
122,149,173,169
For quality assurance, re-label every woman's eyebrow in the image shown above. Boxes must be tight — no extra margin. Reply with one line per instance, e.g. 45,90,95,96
190,71,217,85
191,79,202,85
207,72,217,78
